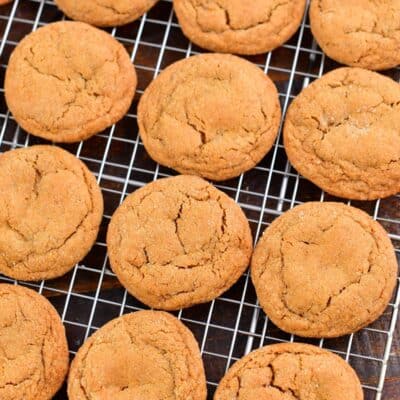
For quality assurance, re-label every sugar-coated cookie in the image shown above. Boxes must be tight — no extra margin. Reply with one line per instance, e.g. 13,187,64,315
310,0,400,70
0,145,103,281
251,202,397,338
174,0,307,55
107,175,253,310
55,0,158,27
215,343,363,400
0,284,69,400
5,21,136,142
284,67,400,200
68,310,206,400
138,53,281,181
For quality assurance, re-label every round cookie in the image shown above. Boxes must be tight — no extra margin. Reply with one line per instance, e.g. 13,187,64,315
5,21,136,142
310,0,400,70
0,145,103,281
0,284,69,400
54,0,158,27
68,310,206,400
284,67,400,200
107,175,253,310
173,0,307,55
138,53,281,181
214,343,363,400
251,202,398,338
0,1,12,5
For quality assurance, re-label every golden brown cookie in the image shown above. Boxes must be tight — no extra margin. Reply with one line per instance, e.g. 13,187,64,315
310,0,400,70
284,67,400,200
54,0,158,27
107,175,253,310
214,343,363,400
173,0,307,55
0,0,12,5
251,202,397,338
138,53,281,181
0,284,69,400
0,145,103,281
5,21,136,143
68,310,206,400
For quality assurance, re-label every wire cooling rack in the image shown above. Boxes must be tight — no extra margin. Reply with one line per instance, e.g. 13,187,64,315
0,1,399,399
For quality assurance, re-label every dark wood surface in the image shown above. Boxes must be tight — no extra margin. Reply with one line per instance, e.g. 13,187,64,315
385,329,400,400
0,1,399,399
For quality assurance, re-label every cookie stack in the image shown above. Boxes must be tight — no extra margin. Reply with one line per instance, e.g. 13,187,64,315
1,0,399,399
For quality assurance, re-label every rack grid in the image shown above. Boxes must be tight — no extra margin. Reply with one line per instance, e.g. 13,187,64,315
0,1,399,399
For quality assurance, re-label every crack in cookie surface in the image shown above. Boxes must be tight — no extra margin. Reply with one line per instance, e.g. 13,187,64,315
107,175,252,310
5,21,136,142
251,202,397,337
284,67,400,200
192,0,291,32
0,145,103,281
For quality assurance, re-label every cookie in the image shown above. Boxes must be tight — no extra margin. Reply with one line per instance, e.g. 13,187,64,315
251,202,397,338
284,67,400,200
138,53,281,181
310,0,400,70
68,310,206,400
173,0,307,55
5,21,136,143
214,343,363,400
0,1,12,5
0,284,69,400
107,175,253,310
54,0,158,27
0,145,103,281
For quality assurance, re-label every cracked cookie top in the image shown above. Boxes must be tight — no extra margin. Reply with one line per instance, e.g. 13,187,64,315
214,343,363,400
138,53,281,181
107,175,253,310
173,0,307,54
5,21,136,142
54,0,159,27
310,0,400,70
68,310,207,400
284,67,400,200
0,284,69,400
251,202,397,338
0,145,103,281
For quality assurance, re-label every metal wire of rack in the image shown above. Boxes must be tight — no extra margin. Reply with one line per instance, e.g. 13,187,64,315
0,1,399,399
